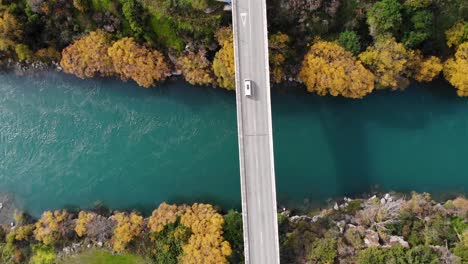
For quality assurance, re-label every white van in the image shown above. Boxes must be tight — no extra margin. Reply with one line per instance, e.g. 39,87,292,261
244,79,252,96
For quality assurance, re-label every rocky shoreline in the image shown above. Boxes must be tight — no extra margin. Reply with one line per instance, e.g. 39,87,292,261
0,191,464,263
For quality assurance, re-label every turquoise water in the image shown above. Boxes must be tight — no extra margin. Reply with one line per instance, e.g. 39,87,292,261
0,72,466,216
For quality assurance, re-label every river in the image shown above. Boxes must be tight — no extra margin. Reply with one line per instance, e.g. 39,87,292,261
0,72,466,216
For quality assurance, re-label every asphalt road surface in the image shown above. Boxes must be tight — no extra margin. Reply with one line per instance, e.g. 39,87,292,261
231,0,280,262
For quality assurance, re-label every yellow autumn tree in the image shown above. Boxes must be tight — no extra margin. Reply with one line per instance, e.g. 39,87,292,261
108,38,170,88
75,211,96,238
35,47,61,63
299,40,375,99
269,32,290,84
34,210,71,246
445,21,467,49
408,51,443,82
0,11,22,41
213,27,235,90
60,30,115,79
0,11,22,56
179,203,232,264
177,50,214,86
148,202,186,233
111,212,144,252
444,42,468,96
359,37,413,90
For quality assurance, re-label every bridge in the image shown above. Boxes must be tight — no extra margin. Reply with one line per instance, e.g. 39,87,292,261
231,0,280,263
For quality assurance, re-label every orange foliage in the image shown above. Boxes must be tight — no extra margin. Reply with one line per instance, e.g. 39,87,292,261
75,211,96,238
177,50,214,86
213,27,235,90
269,32,291,84
108,38,170,88
299,40,375,98
359,37,412,90
60,30,115,79
111,212,144,252
148,202,186,233
34,210,71,245
179,203,232,264
409,51,443,82
444,42,468,96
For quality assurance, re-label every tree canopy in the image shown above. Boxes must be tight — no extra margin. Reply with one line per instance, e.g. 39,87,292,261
299,40,375,99
60,30,115,79
108,37,170,88
359,37,413,89
444,42,468,96
212,27,235,90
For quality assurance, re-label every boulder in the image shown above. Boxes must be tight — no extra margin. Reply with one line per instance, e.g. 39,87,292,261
389,236,409,248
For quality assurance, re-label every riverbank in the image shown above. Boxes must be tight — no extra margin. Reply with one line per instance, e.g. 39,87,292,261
0,0,465,97
0,192,465,263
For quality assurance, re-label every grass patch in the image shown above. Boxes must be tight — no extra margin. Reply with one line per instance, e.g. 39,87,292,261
148,14,185,51
59,249,148,264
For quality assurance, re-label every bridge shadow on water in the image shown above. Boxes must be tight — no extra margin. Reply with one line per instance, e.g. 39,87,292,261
271,79,462,209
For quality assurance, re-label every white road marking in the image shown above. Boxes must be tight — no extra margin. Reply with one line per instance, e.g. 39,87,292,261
241,12,247,26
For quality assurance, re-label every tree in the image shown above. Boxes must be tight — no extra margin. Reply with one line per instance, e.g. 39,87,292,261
307,238,337,264
359,37,413,90
223,210,244,263
75,211,96,238
34,210,71,246
367,0,403,37
269,32,291,84
29,245,56,264
403,10,433,48
409,52,442,82
445,21,468,49
35,47,61,63
108,37,170,88
14,44,33,61
338,31,361,56
179,203,232,264
406,245,440,264
404,0,432,9
299,40,375,99
60,30,115,79
122,0,144,38
148,202,185,233
0,11,22,41
177,50,214,86
213,27,235,90
111,212,144,252
444,42,468,96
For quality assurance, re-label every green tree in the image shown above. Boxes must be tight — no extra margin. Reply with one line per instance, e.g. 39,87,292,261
223,210,244,263
367,0,403,37
14,43,33,61
307,238,337,264
406,245,440,264
122,0,144,38
29,245,56,264
338,31,361,55
403,10,433,48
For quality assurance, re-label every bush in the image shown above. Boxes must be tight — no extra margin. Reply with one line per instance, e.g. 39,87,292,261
406,245,440,264
338,31,361,55
223,210,244,263
367,0,403,37
29,245,56,264
15,44,33,61
307,238,337,264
